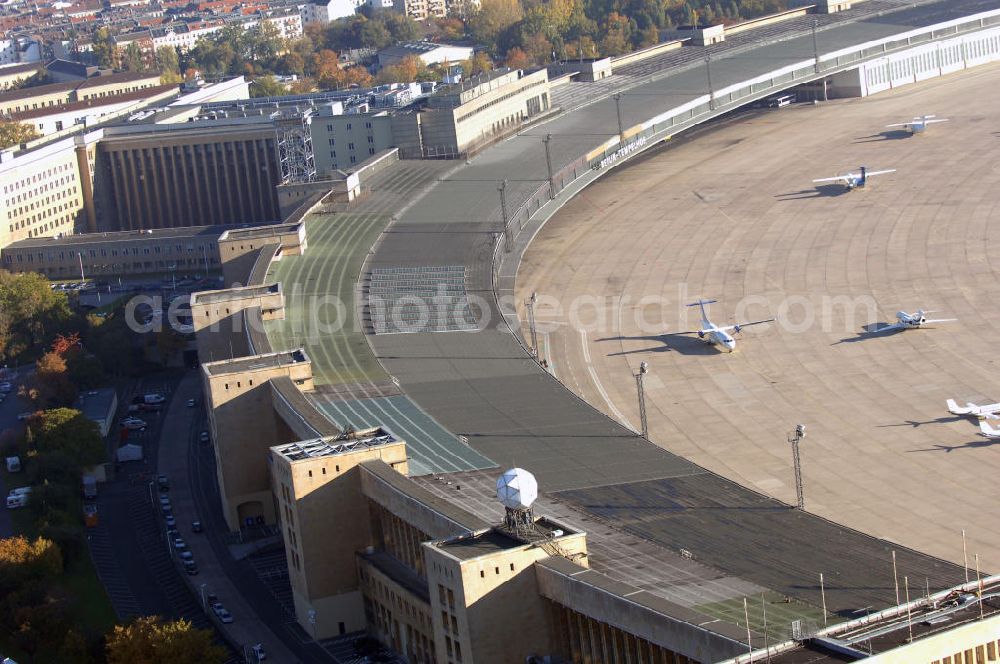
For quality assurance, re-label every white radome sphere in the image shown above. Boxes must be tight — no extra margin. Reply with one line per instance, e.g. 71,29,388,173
496,468,538,510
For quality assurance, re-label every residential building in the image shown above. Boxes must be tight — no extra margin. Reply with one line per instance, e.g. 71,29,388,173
299,0,355,25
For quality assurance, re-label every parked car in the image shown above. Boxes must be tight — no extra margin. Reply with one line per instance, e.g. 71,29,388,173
186,398,197,408
183,560,199,576
179,551,194,562
211,602,233,623
16,412,33,421
173,537,186,551
251,643,267,661
165,515,176,528
0,382,12,392
199,431,210,443
157,474,169,490
161,502,172,515
121,417,147,431
191,520,203,533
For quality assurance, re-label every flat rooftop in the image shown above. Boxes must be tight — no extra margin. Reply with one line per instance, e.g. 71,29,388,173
75,387,117,422
191,283,281,305
273,428,399,462
6,225,231,250
438,516,575,560
219,223,302,242
202,349,308,377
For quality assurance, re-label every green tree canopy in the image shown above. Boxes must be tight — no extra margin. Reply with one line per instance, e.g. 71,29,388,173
106,617,227,664
0,271,74,362
30,408,105,469
250,74,288,98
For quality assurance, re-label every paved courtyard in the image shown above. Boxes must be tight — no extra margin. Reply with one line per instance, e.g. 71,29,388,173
516,64,1000,572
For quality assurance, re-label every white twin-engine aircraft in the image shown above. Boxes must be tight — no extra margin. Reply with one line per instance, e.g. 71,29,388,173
813,166,896,191
688,299,774,352
877,309,956,332
886,114,948,134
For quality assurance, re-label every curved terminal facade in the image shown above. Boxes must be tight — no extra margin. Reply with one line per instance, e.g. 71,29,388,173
193,1,1000,661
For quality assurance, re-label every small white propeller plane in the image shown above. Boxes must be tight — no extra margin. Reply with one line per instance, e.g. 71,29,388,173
876,309,956,332
813,166,896,191
886,114,948,134
687,299,775,353
947,399,1000,419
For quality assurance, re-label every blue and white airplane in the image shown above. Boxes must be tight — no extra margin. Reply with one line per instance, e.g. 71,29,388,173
813,166,896,191
886,114,948,134
687,299,775,353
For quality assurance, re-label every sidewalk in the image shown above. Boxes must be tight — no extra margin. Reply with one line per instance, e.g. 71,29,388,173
157,372,301,663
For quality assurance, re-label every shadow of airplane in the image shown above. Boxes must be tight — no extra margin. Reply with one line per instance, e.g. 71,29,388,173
877,415,964,428
775,184,849,200
595,333,722,356
832,323,905,345
853,129,911,143
907,439,1000,453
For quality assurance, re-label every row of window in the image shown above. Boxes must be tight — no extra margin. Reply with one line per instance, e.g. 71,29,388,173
4,163,73,195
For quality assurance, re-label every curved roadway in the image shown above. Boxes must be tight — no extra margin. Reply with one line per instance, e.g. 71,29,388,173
516,64,1000,573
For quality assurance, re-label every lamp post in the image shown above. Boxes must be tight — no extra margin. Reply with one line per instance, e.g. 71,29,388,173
543,134,555,199
788,424,806,509
525,292,538,360
498,179,510,253
705,55,715,110
613,93,625,144
635,361,649,438
200,583,208,610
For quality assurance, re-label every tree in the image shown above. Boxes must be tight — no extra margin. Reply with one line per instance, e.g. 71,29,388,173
121,42,146,72
0,271,74,363
92,27,115,68
468,0,524,48
469,51,494,75
30,408,105,469
312,49,343,89
0,121,40,149
106,617,227,664
155,46,181,83
0,536,63,596
33,352,77,408
504,47,531,70
250,75,288,98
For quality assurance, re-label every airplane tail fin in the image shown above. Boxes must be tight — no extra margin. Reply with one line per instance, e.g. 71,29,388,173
687,299,717,327
859,165,867,185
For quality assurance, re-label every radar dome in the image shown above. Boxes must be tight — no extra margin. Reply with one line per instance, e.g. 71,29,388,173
496,468,538,510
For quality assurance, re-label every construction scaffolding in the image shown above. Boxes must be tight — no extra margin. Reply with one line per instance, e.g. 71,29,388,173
274,110,316,184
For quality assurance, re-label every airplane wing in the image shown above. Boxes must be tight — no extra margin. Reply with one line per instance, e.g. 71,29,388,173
865,169,897,177
923,318,957,325
925,118,948,124
979,420,1000,438
812,175,852,184
717,318,776,333
885,122,913,128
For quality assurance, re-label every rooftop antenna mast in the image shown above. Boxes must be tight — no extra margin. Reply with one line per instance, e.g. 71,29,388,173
788,424,806,510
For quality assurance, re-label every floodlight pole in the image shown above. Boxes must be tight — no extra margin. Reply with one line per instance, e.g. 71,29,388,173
543,133,555,199
526,292,539,360
613,93,625,144
635,362,649,438
788,425,805,509
812,18,820,74
705,55,715,111
498,179,511,253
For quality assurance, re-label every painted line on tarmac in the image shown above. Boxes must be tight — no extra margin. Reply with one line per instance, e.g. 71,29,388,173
580,329,636,432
